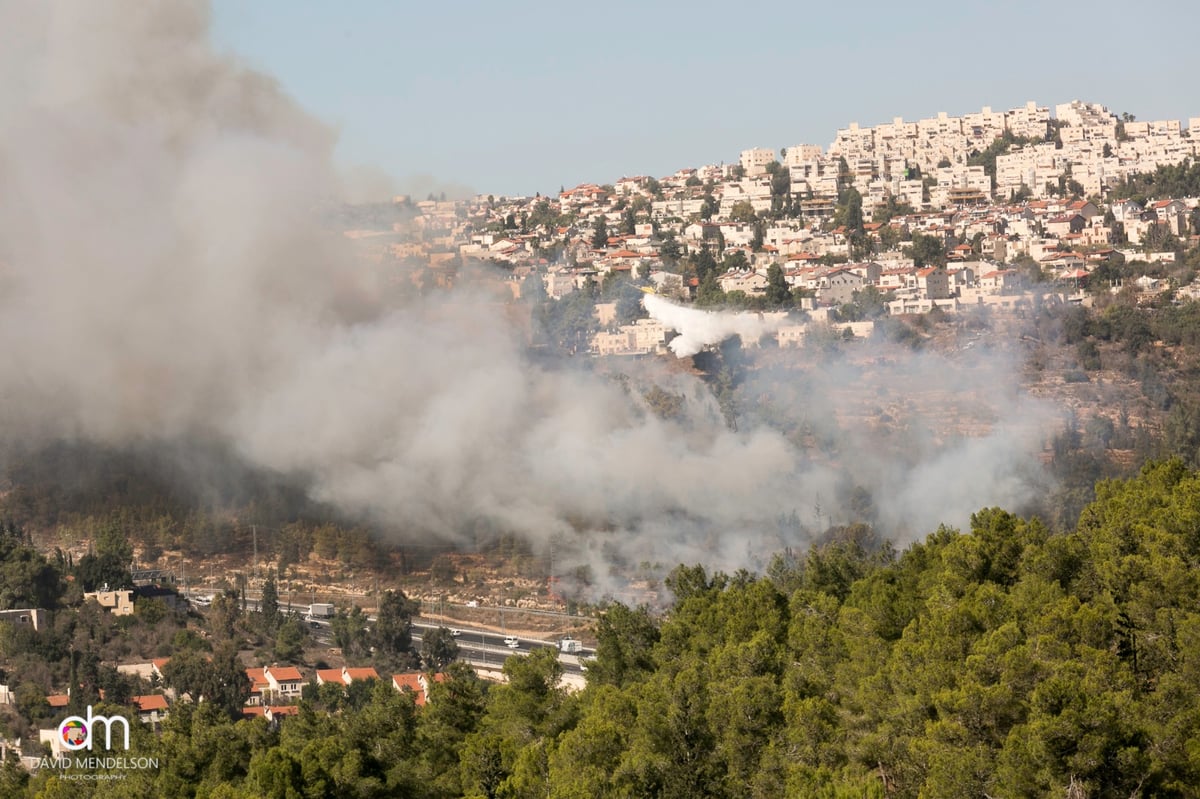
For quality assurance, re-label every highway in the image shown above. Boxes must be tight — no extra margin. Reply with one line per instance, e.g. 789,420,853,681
184,591,593,674
410,619,592,675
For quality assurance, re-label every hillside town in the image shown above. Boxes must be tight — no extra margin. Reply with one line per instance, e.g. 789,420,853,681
360,99,1200,355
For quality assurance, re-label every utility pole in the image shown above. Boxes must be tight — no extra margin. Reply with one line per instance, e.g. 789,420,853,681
252,525,258,577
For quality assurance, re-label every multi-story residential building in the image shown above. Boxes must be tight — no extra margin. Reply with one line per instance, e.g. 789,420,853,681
831,122,875,161
1056,101,1117,140
739,148,777,175
651,197,707,221
719,269,769,295
846,261,883,284
591,319,667,356
783,144,823,167
916,267,951,299
918,111,965,144
930,165,991,208
544,269,578,299
995,142,1068,199
1004,101,1051,139
788,156,842,198
815,267,864,305
628,318,668,352
980,234,1008,262
963,106,1008,143
978,268,1020,293
874,117,919,151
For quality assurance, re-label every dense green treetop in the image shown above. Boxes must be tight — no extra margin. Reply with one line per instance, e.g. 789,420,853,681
1110,158,1200,202
13,462,1200,797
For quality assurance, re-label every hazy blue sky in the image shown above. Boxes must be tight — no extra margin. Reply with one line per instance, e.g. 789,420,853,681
210,0,1199,199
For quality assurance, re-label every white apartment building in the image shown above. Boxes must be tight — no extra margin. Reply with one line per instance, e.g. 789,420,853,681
962,106,1008,143
1004,101,1051,139
874,117,920,154
1056,100,1116,134
591,319,666,356
995,142,1068,198
830,122,875,162
929,165,991,207
783,144,823,167
918,111,965,143
740,147,777,175
651,197,707,221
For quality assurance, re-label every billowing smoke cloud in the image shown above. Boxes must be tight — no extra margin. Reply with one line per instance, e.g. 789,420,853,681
735,346,1058,540
643,293,785,357
0,1,1064,589
0,0,806,563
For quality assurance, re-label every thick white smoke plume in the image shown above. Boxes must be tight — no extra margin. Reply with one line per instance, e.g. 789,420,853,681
0,0,805,566
0,1,1063,586
643,293,785,357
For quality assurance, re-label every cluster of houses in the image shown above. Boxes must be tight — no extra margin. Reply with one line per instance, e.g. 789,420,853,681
825,100,1200,205
352,98,1198,356
15,657,447,761
367,100,1195,264
0,583,457,770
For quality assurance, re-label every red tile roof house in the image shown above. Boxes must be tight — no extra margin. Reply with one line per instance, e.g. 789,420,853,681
344,667,380,683
390,673,446,707
315,668,345,686
916,267,951,300
316,666,380,686
265,666,304,700
132,694,169,725
980,269,1020,293
241,705,300,724
947,243,975,262
47,692,168,725
265,705,300,723
392,673,426,705
245,668,269,706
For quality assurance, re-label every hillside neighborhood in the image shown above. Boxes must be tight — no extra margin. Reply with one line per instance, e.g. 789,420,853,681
360,99,1200,356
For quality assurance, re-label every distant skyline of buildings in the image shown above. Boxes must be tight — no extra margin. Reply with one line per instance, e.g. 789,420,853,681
485,98,1198,204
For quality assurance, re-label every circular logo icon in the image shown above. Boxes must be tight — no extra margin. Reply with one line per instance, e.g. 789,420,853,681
61,719,87,747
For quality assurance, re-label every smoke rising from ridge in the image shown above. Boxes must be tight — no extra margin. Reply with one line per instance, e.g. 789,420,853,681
0,1,1063,584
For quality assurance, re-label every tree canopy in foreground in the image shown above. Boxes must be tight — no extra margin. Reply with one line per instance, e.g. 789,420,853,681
13,460,1200,798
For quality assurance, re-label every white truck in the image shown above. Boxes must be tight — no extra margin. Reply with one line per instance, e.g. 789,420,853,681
307,603,335,620
559,637,583,654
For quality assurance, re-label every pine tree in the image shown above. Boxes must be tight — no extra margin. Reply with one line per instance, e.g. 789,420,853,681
591,216,609,250
260,572,279,632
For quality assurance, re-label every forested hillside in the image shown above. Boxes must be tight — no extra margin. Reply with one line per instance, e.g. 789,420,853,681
8,460,1200,798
